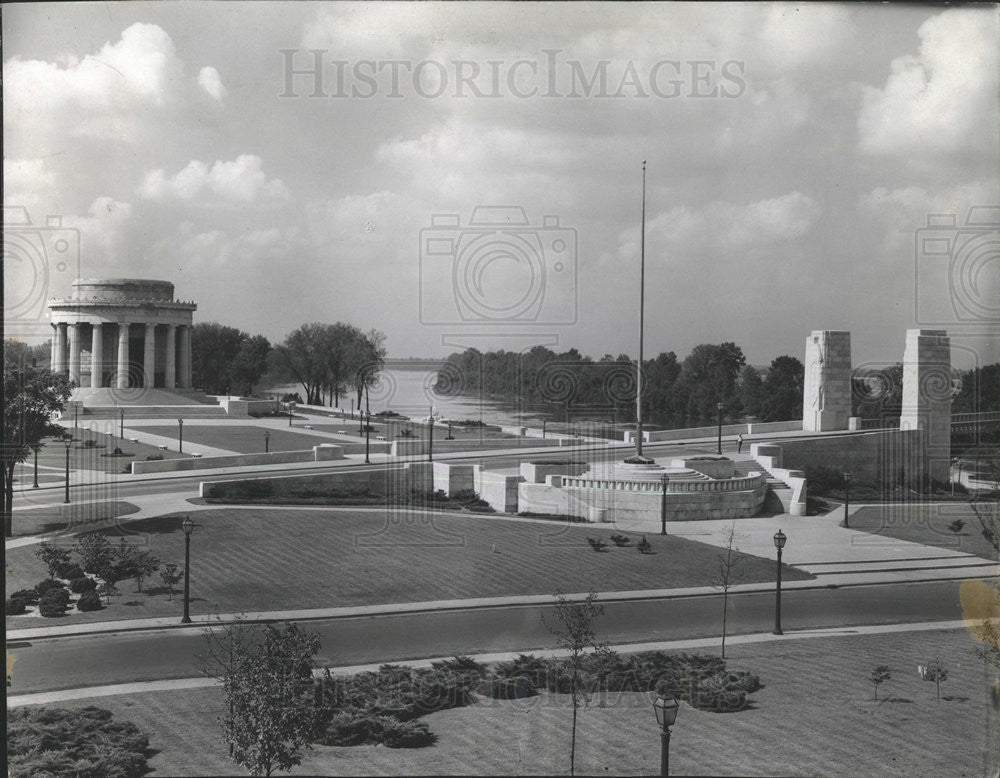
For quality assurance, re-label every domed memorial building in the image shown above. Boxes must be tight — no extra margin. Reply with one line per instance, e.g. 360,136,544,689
48,278,197,400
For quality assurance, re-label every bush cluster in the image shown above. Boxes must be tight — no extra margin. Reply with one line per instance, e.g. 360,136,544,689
8,705,149,778
6,597,27,615
9,589,39,606
35,578,65,596
77,591,104,612
70,576,98,593
56,562,85,580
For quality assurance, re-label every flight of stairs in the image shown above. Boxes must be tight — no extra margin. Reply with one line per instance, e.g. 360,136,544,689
732,456,795,514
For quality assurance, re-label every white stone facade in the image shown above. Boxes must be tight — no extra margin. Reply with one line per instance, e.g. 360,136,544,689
900,329,952,483
802,330,852,431
48,278,196,391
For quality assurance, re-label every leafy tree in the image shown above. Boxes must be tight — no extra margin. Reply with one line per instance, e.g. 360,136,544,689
969,455,1000,671
542,591,608,777
202,620,321,776
160,563,183,600
921,658,948,700
275,323,331,405
852,363,903,420
73,534,114,575
231,335,272,397
737,365,764,419
350,329,387,412
191,322,248,394
761,355,804,422
35,542,71,579
870,665,891,701
115,541,160,593
710,522,745,659
2,349,73,536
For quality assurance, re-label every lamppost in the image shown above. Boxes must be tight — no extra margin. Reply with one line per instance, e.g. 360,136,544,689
63,436,72,504
119,408,125,441
660,473,670,535
288,401,295,427
181,516,195,624
264,430,270,453
428,406,434,462
74,403,79,429
773,529,787,635
843,471,851,528
542,419,546,439
716,402,724,455
652,695,680,776
177,417,184,453
32,444,40,488
364,410,371,464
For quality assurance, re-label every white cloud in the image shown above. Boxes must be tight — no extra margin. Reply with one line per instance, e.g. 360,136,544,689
858,9,1000,163
139,155,291,204
63,196,134,264
197,66,226,100
5,23,185,142
3,158,57,214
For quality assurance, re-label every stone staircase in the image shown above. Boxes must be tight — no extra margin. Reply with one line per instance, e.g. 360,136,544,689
732,456,795,514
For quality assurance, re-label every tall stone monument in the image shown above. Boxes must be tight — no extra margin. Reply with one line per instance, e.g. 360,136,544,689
802,330,852,431
900,329,952,483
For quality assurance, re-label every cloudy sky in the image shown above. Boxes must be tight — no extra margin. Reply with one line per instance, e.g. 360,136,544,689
4,2,998,369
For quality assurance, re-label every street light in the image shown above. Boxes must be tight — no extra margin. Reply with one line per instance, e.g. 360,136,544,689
843,471,851,528
32,444,40,488
716,402,724,455
63,435,72,504
177,417,184,453
119,408,125,440
181,516,195,624
660,473,670,535
288,401,296,427
773,529,787,635
364,410,371,464
264,430,270,453
428,406,434,462
652,695,680,776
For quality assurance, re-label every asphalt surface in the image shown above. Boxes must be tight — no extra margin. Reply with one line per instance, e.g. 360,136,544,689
6,579,973,695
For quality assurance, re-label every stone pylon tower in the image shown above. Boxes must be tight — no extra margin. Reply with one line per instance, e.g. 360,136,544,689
900,329,952,484
802,330,852,431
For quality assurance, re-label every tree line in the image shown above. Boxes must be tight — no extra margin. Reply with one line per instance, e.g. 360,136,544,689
436,343,805,423
188,322,386,406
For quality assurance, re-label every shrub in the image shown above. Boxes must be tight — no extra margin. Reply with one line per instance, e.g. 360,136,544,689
35,578,66,597
145,454,164,461
42,588,71,606
77,591,104,612
7,705,149,777
480,675,537,699
55,562,85,580
38,595,68,618
382,719,436,748
9,589,39,605
70,576,98,593
493,654,550,688
316,710,390,746
82,439,98,448
6,597,27,615
430,655,488,679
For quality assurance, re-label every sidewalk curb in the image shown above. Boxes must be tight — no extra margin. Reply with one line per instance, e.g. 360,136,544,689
7,574,996,643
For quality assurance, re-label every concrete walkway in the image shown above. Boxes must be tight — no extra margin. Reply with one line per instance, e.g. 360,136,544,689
8,618,987,707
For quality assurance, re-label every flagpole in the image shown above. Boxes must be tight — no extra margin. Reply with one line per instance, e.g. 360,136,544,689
636,160,646,460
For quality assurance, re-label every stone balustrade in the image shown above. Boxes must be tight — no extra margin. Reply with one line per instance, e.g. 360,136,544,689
558,473,765,493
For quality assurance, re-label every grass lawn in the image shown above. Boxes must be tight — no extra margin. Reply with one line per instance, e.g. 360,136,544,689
850,504,999,560
4,508,812,625
137,424,346,454
8,500,140,538
13,429,195,478
42,628,999,776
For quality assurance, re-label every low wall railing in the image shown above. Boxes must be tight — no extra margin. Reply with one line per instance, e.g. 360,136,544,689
559,474,766,493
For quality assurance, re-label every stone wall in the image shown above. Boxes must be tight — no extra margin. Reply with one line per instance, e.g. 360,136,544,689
199,463,409,499
765,429,925,484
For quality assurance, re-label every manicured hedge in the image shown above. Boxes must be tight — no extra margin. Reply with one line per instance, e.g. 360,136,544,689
77,591,104,612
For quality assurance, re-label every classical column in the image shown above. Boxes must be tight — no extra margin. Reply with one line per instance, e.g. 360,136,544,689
164,325,177,389
91,323,103,388
50,326,58,369
144,323,157,389
54,323,68,374
68,323,82,384
179,325,192,389
116,323,131,389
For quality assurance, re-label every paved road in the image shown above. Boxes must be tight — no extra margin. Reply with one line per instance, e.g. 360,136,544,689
7,580,972,695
